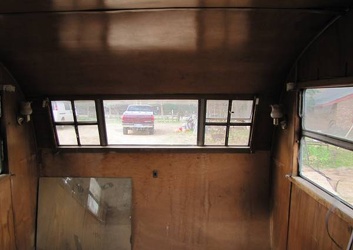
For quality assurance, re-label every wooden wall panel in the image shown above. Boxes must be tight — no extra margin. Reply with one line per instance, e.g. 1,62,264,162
288,185,353,250
270,91,298,250
297,10,353,81
271,10,353,249
0,65,39,249
41,150,271,250
0,176,16,250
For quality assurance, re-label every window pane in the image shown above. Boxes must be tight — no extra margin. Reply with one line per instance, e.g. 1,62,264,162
104,100,198,145
206,100,228,123
300,137,353,207
51,101,74,122
303,87,353,142
228,126,250,146
231,100,253,123
74,100,97,122
56,125,77,145
205,126,226,145
78,125,100,145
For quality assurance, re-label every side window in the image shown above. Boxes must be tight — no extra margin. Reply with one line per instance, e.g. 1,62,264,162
300,87,353,208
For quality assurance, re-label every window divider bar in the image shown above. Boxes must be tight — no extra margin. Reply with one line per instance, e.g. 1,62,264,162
205,122,252,126
225,100,232,146
303,130,353,151
48,100,60,146
197,99,206,146
71,100,81,146
96,99,108,146
248,97,259,151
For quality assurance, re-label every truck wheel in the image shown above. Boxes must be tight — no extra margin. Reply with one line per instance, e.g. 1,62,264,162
148,128,154,135
123,128,128,135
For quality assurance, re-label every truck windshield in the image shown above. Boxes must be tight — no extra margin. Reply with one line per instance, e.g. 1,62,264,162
127,105,153,112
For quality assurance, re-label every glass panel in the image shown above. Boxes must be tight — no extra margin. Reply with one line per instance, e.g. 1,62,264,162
228,126,250,146
205,126,226,145
230,100,253,123
37,177,132,250
303,87,353,142
74,100,97,122
51,101,74,122
300,137,353,208
78,125,100,145
104,100,198,145
206,100,228,123
56,125,77,145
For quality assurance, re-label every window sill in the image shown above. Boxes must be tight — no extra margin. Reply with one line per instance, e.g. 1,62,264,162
288,176,353,224
51,145,253,153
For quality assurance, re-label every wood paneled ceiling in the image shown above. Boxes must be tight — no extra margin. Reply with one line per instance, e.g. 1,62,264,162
0,1,351,97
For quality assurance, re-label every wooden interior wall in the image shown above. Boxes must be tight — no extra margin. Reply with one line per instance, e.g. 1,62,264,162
269,90,298,249
0,176,16,250
288,184,353,250
0,65,39,249
297,10,353,82
40,150,271,250
271,9,353,250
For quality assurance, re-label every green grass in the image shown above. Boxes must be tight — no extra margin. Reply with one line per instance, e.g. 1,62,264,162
304,142,353,169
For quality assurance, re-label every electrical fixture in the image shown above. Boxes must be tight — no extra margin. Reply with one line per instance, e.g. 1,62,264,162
270,104,287,129
17,101,33,125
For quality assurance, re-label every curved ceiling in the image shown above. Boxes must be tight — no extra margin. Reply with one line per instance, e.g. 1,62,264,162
0,1,351,97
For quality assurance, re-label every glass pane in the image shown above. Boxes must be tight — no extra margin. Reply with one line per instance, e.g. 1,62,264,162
78,125,100,145
205,126,226,145
51,101,74,122
37,177,132,250
206,100,228,123
228,126,250,146
56,125,77,145
300,137,353,207
74,100,97,122
104,100,198,145
230,100,253,123
303,87,353,142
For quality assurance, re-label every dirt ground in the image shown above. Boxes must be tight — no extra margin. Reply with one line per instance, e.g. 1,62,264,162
56,119,197,145
302,167,353,207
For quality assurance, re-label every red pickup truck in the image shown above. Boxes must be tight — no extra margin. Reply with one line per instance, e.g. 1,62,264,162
121,105,155,135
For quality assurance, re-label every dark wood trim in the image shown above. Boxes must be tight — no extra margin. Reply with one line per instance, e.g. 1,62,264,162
50,145,253,154
45,94,256,101
0,7,346,16
297,76,353,89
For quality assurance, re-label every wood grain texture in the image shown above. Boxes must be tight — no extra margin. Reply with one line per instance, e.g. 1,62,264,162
270,91,298,250
298,10,353,82
0,0,350,14
0,65,39,250
41,150,271,250
0,176,16,250
288,185,353,250
0,10,334,98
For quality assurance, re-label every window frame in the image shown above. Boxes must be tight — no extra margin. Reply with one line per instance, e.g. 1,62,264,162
48,95,258,152
299,86,353,209
50,100,102,146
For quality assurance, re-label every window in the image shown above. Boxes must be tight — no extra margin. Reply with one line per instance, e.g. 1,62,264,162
205,100,253,146
50,96,257,150
51,100,100,145
104,100,198,145
300,87,353,208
